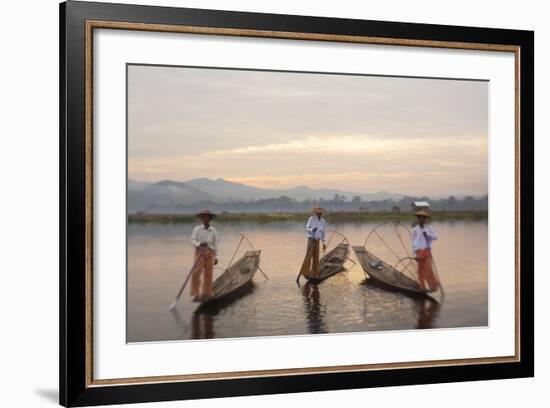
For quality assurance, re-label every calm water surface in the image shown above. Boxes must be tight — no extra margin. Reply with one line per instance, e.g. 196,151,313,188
127,220,488,342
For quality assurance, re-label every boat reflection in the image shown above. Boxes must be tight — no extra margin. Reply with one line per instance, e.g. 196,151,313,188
362,278,441,329
187,283,257,339
169,304,218,340
301,284,328,334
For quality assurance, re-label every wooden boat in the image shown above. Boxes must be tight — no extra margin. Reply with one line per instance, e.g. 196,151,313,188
200,250,261,306
352,246,434,296
307,243,349,283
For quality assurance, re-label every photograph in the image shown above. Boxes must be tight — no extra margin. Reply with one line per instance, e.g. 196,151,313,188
56,2,535,405
126,64,489,342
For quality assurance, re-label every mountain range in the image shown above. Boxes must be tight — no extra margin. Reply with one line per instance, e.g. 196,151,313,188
128,178,403,211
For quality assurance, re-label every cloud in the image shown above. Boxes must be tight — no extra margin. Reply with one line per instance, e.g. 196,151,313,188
127,65,488,196
210,134,486,156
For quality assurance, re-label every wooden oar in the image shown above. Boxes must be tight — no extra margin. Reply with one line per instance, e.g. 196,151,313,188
296,231,317,285
423,231,445,301
169,248,206,310
431,255,445,301
296,242,309,285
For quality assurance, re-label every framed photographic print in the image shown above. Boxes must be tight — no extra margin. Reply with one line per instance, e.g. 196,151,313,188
60,1,534,406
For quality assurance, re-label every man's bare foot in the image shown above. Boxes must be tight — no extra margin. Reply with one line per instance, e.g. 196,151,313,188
192,296,200,302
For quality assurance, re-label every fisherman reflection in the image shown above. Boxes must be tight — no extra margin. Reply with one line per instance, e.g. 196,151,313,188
192,310,215,339
415,298,440,329
302,284,328,334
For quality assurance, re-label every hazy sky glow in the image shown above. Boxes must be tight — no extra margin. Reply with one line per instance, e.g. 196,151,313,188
128,65,488,196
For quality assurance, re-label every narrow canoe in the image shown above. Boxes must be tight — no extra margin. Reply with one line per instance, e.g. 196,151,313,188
200,250,261,306
308,243,349,283
352,246,434,296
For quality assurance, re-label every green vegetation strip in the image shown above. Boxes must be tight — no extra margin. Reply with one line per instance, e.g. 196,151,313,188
128,211,488,224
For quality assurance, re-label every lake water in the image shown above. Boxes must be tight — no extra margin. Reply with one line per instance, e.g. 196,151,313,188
127,220,488,342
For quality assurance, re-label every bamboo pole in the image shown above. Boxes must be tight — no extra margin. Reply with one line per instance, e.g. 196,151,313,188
431,255,445,301
169,248,206,310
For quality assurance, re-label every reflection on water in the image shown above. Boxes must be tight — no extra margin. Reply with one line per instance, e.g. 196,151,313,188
361,278,441,330
302,284,328,334
192,310,214,339
415,298,441,329
127,220,488,342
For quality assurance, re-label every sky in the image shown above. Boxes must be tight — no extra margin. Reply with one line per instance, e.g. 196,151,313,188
127,64,488,196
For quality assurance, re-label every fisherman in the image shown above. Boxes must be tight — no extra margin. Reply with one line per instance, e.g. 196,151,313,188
412,209,438,291
189,210,219,302
299,207,327,279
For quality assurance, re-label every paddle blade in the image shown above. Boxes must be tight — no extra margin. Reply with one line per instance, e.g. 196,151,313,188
168,300,177,311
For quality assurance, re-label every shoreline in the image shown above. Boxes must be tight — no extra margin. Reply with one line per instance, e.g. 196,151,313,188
128,210,488,224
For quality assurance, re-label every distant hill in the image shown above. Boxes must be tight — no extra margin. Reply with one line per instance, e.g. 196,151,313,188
128,180,152,192
276,185,403,202
127,178,404,211
186,178,269,201
186,178,403,202
128,180,219,211
362,190,404,201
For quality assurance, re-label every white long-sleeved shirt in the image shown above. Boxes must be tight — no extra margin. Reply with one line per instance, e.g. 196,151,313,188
190,225,218,256
306,216,326,242
412,225,437,255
